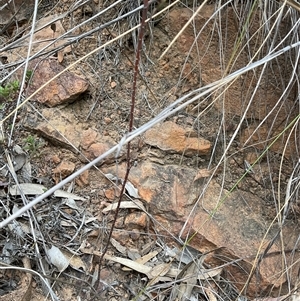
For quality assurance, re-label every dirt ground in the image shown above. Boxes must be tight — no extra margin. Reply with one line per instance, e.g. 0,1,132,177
0,0,299,300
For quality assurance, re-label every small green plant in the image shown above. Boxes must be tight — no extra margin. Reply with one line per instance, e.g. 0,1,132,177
25,70,33,83
0,80,20,100
23,134,45,157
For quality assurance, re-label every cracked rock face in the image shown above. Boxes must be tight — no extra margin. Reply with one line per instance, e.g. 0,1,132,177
102,160,300,297
144,121,211,156
22,107,118,165
26,58,89,107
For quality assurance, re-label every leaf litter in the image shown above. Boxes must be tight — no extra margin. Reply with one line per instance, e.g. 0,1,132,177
3,156,228,301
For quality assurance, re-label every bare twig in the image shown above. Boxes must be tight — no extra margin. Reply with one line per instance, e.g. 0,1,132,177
96,0,149,288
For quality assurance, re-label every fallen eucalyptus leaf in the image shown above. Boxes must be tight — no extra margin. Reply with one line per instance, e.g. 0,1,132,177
148,263,171,285
12,145,27,172
13,145,25,155
127,248,141,261
125,181,139,198
104,173,140,198
175,245,202,265
61,249,87,272
204,287,218,301
110,237,127,255
84,217,98,224
122,249,159,271
198,267,222,280
104,173,117,181
47,245,69,272
17,221,43,240
80,248,152,275
104,253,152,275
61,220,77,227
9,183,47,195
149,263,170,279
177,259,198,300
9,183,85,200
13,153,27,172
21,160,32,182
102,200,145,213
141,241,156,255
54,190,85,201
12,204,28,217
64,198,84,212
81,247,179,281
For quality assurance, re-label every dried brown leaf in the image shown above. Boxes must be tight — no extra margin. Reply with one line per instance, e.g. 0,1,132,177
57,51,64,63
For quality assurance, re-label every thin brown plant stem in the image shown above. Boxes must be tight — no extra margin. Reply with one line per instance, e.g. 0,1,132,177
96,0,149,289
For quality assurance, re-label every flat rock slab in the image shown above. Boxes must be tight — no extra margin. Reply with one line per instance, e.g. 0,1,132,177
189,186,300,296
52,160,75,184
25,58,88,107
23,107,82,149
23,107,116,163
144,121,211,156
103,161,202,218
102,161,300,297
